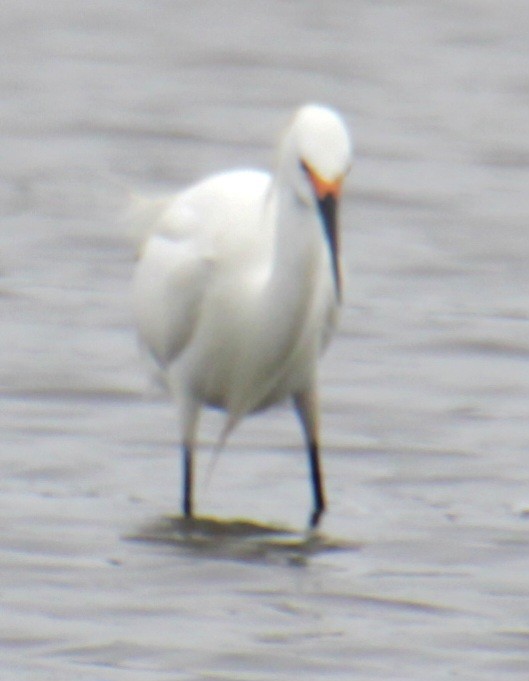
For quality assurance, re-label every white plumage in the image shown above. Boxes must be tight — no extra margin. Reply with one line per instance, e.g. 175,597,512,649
133,104,352,526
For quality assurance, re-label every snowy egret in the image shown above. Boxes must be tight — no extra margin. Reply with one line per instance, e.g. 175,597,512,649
133,104,352,527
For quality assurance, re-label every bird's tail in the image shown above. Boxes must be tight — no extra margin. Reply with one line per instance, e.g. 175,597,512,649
126,193,172,255
203,412,241,488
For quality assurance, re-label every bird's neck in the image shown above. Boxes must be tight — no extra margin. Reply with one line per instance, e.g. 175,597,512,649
224,180,335,420
263,181,324,334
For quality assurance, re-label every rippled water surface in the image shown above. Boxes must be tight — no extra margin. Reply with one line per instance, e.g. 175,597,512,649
2,1,529,679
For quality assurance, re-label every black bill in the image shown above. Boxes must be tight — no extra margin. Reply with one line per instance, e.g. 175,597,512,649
317,193,341,302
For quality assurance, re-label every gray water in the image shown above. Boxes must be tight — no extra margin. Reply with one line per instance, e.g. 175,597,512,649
2,1,529,679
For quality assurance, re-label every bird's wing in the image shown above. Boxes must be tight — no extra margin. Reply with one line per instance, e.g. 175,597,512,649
133,196,214,368
132,170,271,370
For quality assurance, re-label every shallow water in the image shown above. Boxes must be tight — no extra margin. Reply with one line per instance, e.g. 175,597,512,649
2,1,529,679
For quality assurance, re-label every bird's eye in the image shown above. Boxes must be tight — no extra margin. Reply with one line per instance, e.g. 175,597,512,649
299,159,310,175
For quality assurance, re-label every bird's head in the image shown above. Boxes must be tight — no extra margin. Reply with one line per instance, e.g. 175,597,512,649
278,104,352,300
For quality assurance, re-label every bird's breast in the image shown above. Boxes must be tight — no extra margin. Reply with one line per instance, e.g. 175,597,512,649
177,255,337,417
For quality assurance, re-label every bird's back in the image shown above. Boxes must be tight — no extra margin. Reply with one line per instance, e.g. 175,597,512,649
133,169,272,373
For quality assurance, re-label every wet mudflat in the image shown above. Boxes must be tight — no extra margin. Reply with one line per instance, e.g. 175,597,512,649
1,1,529,679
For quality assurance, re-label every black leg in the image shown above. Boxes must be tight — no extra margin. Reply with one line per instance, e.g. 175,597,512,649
308,439,326,528
293,390,326,528
183,442,193,518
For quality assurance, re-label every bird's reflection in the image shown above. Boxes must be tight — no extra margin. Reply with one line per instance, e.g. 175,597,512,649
128,515,360,565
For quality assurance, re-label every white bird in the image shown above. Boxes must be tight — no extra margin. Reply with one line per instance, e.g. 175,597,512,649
133,104,352,527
